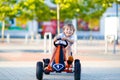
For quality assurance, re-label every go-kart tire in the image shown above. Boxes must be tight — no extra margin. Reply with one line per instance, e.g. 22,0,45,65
36,62,43,80
74,59,81,80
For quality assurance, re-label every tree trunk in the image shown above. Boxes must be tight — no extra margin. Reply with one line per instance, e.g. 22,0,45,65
1,20,5,42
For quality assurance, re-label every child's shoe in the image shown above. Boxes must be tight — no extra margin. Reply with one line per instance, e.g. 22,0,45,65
67,56,74,65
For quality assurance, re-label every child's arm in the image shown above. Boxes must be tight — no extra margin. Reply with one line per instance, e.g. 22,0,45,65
53,36,57,42
53,34,60,42
62,37,74,44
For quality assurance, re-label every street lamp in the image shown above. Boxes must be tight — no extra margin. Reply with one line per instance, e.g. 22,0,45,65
116,0,120,44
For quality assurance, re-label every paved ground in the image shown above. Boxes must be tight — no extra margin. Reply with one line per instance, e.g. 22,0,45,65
0,67,120,80
0,39,120,80
0,62,120,80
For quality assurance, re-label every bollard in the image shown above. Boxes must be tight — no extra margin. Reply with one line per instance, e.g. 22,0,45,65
105,39,108,53
113,36,116,53
44,32,52,53
105,35,116,54
35,34,41,43
30,32,34,42
25,34,29,44
6,34,10,43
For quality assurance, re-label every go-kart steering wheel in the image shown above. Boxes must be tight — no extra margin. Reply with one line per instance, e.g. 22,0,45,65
54,38,68,48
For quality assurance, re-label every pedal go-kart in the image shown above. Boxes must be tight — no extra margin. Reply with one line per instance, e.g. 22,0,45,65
36,38,81,80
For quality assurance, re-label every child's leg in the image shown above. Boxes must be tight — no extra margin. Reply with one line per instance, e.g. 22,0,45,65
66,45,72,56
50,47,56,63
65,45,73,64
52,47,56,54
63,47,66,61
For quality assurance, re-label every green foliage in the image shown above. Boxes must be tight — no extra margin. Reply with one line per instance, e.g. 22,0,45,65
50,0,116,22
0,0,117,22
0,0,20,21
18,0,51,21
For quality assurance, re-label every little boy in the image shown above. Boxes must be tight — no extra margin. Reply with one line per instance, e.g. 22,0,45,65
53,23,75,64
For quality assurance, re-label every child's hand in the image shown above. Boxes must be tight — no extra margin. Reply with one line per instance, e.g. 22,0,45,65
62,37,74,44
62,37,68,41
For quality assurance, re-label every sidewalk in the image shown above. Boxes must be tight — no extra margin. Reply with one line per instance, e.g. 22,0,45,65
0,39,120,67
0,39,120,80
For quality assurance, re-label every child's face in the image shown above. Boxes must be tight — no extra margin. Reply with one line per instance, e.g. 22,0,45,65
64,26,74,37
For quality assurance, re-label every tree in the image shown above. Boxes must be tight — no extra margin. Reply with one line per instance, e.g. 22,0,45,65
0,0,52,41
50,0,115,21
18,0,52,40
18,0,52,21
49,0,116,33
0,0,21,42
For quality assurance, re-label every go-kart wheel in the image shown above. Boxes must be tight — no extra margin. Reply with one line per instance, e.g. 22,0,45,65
74,59,81,80
36,62,43,80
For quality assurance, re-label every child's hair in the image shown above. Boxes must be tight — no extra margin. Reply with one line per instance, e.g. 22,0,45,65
63,23,75,33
